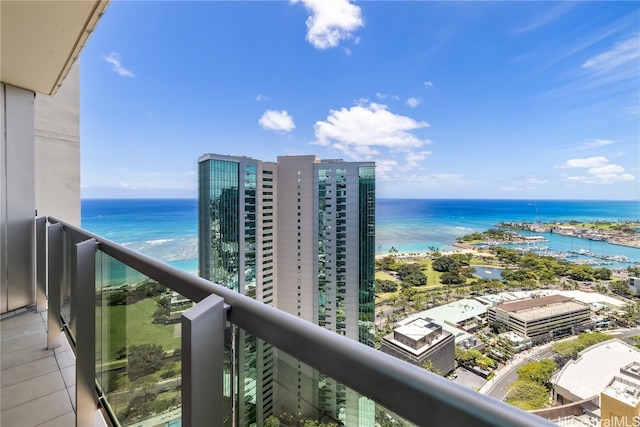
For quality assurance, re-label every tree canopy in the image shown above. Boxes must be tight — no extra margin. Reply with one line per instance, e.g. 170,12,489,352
128,344,166,381
516,359,557,388
507,380,550,410
432,256,462,273
396,263,427,287
551,332,611,358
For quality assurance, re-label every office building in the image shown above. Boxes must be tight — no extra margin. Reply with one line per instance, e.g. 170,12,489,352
380,317,455,375
198,153,376,426
487,294,592,341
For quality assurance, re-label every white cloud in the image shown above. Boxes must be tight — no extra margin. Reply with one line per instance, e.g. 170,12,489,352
402,173,461,184
103,52,134,77
291,0,364,49
555,156,609,169
500,175,548,192
405,150,431,168
256,94,271,101
119,182,139,190
374,159,399,177
526,176,549,185
500,186,521,192
584,138,615,148
583,35,640,74
259,110,296,132
557,156,635,184
406,97,422,109
312,101,430,160
509,2,577,35
424,81,434,88
588,164,625,175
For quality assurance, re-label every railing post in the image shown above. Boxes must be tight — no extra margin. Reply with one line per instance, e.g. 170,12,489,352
182,293,226,427
36,217,47,312
47,223,63,349
75,238,97,427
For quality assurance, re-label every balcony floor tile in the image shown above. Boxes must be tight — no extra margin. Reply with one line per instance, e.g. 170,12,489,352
0,309,106,427
1,330,48,355
0,353,60,388
0,389,73,427
0,344,53,370
35,411,75,427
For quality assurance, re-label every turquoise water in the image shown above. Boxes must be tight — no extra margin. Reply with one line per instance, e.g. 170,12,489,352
82,199,199,272
81,199,640,273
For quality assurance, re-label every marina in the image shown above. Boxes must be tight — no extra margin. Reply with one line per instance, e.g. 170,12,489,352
497,231,638,269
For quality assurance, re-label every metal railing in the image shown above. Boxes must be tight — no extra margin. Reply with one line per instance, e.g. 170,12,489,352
38,216,556,427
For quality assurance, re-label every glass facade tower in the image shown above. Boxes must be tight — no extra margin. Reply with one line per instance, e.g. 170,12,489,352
198,154,375,426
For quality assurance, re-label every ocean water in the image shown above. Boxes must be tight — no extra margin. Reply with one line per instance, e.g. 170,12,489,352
81,198,640,273
82,199,199,273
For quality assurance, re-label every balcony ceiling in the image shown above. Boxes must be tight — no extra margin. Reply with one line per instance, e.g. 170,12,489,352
0,0,109,96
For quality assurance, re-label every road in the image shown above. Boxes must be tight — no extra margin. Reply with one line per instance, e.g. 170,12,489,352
483,345,554,401
481,327,640,402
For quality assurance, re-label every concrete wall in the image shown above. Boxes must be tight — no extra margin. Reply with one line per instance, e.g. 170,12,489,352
0,60,80,314
1,84,36,314
530,396,599,421
380,333,456,375
34,60,80,225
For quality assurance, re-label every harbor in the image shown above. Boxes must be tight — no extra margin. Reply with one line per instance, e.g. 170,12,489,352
486,231,639,269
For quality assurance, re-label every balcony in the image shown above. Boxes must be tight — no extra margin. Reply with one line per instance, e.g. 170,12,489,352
0,217,557,427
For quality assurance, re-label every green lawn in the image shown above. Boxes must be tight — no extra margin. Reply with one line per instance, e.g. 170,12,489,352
101,297,181,362
375,271,399,282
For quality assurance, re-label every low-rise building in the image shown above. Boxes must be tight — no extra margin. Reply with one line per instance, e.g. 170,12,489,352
600,368,640,427
409,298,489,344
380,317,455,375
552,340,640,407
487,294,592,341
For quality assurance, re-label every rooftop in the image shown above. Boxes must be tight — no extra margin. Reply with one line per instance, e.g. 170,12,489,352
495,294,572,312
553,339,640,402
386,318,452,355
410,299,488,344
395,317,441,340
602,376,640,407
476,290,628,309
512,300,590,323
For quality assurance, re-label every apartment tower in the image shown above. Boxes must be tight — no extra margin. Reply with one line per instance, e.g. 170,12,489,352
198,154,375,426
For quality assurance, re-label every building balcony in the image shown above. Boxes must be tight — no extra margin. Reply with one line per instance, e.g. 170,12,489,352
1,217,557,426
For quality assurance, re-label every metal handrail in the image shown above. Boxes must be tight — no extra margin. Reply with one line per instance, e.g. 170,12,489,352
48,217,555,427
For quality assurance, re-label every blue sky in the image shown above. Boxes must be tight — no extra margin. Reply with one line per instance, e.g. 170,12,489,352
80,1,639,200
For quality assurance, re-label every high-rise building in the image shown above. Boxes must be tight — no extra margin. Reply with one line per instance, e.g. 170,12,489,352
198,153,376,426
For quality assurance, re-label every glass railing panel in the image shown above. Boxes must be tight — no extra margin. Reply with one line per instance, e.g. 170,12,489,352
95,250,189,426
231,327,416,427
60,228,85,339
374,405,416,427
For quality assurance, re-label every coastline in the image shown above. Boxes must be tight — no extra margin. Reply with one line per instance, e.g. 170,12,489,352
499,221,640,250
375,245,479,260
378,239,638,270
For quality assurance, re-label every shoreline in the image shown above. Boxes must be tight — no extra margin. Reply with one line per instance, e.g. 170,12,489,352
375,245,480,260
499,221,640,250
377,240,637,269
